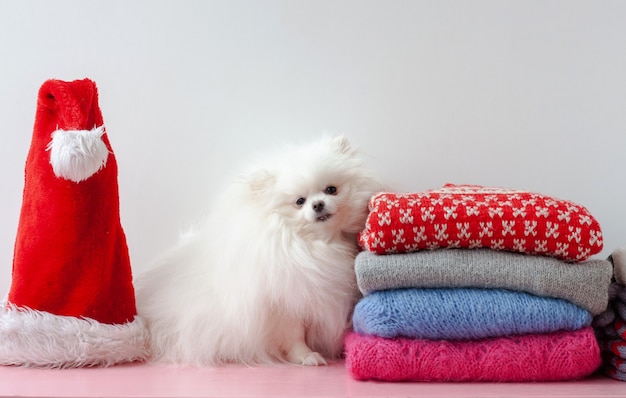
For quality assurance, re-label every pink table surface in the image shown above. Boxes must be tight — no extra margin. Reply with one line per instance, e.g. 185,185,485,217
0,361,624,398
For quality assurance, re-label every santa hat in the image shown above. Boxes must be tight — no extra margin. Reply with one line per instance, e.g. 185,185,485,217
0,78,149,368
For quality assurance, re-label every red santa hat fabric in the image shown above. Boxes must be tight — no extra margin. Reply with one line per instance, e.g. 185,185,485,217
0,78,149,368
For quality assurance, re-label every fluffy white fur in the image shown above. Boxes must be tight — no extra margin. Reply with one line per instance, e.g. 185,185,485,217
0,303,149,368
47,125,109,182
135,136,381,366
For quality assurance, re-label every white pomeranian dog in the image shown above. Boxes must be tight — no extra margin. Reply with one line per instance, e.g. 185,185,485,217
135,136,381,366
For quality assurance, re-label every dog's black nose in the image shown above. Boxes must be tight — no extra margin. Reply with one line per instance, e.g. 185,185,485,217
313,200,325,213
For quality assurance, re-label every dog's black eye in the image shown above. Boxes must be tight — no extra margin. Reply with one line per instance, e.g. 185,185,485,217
296,197,306,206
325,186,337,195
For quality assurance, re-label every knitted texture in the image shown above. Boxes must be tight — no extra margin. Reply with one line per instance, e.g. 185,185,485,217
355,249,612,314
353,288,591,340
594,284,626,380
358,184,603,261
593,249,626,381
344,328,601,382
603,357,626,381
605,356,626,372
603,340,626,359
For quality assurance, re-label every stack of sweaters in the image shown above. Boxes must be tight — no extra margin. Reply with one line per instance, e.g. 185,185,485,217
594,248,626,381
346,184,613,382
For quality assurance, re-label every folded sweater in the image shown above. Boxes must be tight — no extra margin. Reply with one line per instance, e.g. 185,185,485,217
592,249,626,381
345,328,600,382
358,185,603,261
353,288,591,340
604,356,626,382
356,249,612,315
597,301,626,377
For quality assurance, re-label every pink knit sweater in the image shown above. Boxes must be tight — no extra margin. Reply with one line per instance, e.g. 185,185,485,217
345,327,600,382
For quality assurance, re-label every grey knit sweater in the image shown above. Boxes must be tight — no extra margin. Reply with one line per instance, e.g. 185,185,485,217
355,248,612,315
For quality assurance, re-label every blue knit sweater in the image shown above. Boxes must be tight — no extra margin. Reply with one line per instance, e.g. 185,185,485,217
352,288,592,340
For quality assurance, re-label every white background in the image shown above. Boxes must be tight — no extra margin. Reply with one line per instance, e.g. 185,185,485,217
1,1,625,293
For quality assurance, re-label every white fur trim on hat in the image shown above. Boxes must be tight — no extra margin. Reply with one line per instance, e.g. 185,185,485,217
47,125,109,183
0,303,149,368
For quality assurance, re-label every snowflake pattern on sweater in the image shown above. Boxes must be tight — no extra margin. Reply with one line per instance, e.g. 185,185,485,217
358,184,603,262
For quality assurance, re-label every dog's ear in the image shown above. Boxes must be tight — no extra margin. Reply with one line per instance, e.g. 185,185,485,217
245,169,276,196
329,135,354,155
